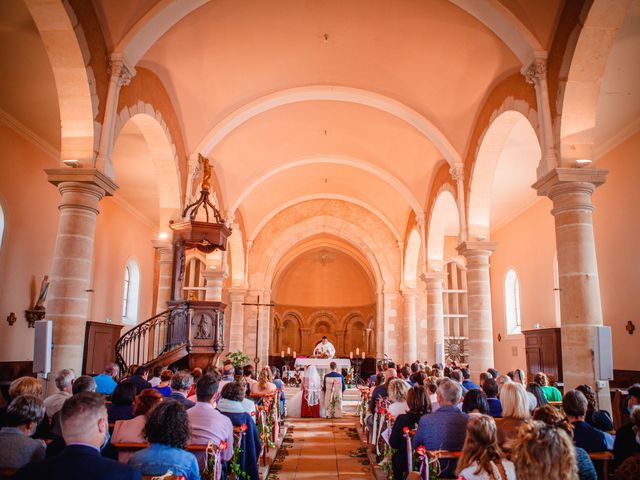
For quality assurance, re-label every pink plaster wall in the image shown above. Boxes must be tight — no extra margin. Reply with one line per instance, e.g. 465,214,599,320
0,124,59,361
490,130,640,374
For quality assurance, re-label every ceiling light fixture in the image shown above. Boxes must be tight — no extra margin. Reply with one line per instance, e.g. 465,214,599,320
157,232,169,240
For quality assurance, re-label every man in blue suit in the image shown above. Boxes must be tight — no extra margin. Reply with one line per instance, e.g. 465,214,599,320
16,392,140,480
413,379,468,478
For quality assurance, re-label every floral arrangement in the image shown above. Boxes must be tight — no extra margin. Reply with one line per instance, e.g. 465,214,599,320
292,369,302,386
414,445,441,479
328,380,340,418
256,405,276,449
345,367,354,387
202,439,227,480
228,424,250,480
356,386,371,426
226,350,251,368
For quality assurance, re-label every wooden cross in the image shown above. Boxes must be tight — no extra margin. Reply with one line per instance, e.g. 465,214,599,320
242,295,275,371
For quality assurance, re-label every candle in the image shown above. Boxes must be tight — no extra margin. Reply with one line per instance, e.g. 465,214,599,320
281,351,284,358
356,347,360,355
293,351,296,358
350,351,353,359
361,352,365,359
287,347,291,355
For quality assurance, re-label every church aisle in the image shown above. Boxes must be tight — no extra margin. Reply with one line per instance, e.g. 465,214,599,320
272,417,374,479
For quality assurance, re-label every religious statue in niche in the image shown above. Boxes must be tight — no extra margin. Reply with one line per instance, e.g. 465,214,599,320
25,275,49,328
195,314,211,339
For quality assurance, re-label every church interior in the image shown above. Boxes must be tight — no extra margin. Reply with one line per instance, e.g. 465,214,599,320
1,0,640,479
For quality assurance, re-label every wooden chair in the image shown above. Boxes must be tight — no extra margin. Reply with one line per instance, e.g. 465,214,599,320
141,475,183,480
0,467,18,478
588,451,614,478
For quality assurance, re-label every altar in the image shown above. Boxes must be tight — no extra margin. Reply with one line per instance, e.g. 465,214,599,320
294,357,351,377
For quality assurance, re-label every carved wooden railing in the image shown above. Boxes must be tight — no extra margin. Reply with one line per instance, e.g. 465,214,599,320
115,304,190,376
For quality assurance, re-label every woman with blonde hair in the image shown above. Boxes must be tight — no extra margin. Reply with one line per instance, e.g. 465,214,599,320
456,415,516,480
387,378,410,418
511,420,579,480
496,382,530,449
250,366,277,395
8,377,44,400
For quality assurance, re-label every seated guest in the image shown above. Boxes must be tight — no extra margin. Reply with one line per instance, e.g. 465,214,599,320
148,365,163,388
461,368,480,391
563,390,608,452
93,364,119,396
49,375,98,440
533,404,597,480
243,365,258,390
72,376,96,395
370,369,396,414
368,363,383,387
487,368,499,379
526,382,548,410
167,371,195,409
613,454,640,480
187,368,203,399
187,374,234,473
218,382,262,480
16,392,140,480
107,382,136,423
496,382,530,450
534,372,563,402
425,380,439,411
513,369,537,412
389,386,431,480
481,378,502,418
387,378,410,418
128,401,199,480
111,388,163,463
411,370,427,387
250,367,277,395
614,385,640,469
576,384,613,432
0,396,46,469
218,364,235,394
413,379,468,478
495,374,511,394
1,377,46,433
270,366,286,414
450,369,468,395
217,381,257,419
122,366,151,395
478,371,493,388
153,370,174,397
461,388,490,416
511,420,578,479
456,415,516,480
44,369,75,419
399,366,412,384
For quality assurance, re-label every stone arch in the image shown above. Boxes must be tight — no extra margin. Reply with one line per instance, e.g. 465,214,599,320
23,0,99,164
468,109,541,237
427,187,460,269
280,310,303,353
557,0,632,164
404,228,422,288
343,312,368,354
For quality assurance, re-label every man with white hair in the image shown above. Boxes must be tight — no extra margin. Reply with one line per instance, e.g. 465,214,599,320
16,392,140,479
413,379,469,478
44,369,75,418
93,363,119,396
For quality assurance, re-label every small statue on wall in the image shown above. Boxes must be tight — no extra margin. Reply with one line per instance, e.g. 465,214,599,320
6,312,16,326
25,275,49,328
195,314,211,339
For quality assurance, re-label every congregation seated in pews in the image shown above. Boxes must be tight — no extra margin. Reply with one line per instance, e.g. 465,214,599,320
358,360,640,479
0,361,284,480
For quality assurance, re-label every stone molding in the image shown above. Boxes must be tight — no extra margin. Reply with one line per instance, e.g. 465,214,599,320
46,168,118,196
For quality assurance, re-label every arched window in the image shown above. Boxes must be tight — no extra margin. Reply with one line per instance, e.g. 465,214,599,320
121,260,140,324
0,203,4,250
505,269,521,335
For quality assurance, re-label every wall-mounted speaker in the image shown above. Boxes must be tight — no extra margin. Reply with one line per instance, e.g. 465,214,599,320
33,320,52,374
593,325,613,381
435,342,444,365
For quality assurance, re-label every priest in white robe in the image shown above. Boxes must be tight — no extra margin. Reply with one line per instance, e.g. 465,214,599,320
313,336,336,358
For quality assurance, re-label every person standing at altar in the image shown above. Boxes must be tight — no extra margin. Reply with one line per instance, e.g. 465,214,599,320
313,336,336,358
323,362,346,418
301,366,322,418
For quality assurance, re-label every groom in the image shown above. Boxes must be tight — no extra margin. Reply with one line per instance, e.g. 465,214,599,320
313,336,336,358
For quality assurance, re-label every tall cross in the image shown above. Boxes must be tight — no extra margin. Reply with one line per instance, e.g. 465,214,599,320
242,295,275,371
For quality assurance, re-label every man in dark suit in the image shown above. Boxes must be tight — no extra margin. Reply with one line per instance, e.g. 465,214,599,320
563,389,608,452
413,379,469,478
613,384,640,469
122,366,151,394
167,371,195,409
16,392,140,480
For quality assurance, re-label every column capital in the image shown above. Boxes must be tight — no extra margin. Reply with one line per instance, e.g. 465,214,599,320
202,269,228,281
521,56,548,84
228,288,247,300
109,53,136,87
420,271,448,285
533,167,608,197
449,162,464,181
151,239,172,250
456,241,498,258
46,168,118,196
401,289,418,298
415,212,426,229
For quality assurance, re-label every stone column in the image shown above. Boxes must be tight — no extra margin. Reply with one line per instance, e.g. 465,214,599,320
45,169,116,375
423,272,447,364
228,288,246,353
450,163,468,242
375,290,384,359
151,240,173,313
402,292,417,364
202,270,227,302
457,241,497,379
534,168,611,411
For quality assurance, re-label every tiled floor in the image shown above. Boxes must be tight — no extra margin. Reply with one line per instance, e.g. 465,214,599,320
274,417,374,479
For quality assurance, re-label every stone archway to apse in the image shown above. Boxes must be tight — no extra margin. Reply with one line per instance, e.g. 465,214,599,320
270,239,378,358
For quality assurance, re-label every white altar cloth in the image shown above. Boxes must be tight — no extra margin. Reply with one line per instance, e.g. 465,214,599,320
294,358,351,371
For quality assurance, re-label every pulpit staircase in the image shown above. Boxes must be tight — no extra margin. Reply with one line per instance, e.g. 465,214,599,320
115,301,226,377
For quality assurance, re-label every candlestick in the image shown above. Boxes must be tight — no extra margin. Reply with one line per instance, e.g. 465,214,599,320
287,347,291,355
281,351,284,358
361,351,365,359
293,351,296,358
350,351,353,359
356,347,360,355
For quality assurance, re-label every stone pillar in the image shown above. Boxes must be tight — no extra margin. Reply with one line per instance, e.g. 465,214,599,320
45,169,116,375
152,240,172,313
457,241,497,380
402,292,417,364
534,168,611,411
423,272,447,364
228,289,246,353
450,163,468,242
375,290,384,359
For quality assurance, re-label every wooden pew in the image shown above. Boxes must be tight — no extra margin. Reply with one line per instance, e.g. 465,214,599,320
588,451,614,478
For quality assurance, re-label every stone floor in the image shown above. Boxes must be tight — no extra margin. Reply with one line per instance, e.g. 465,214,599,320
272,417,374,479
